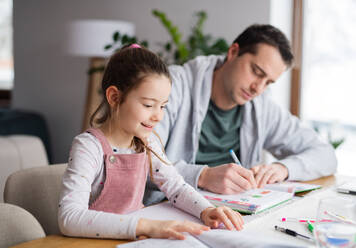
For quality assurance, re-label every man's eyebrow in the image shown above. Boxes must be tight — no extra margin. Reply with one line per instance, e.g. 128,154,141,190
253,63,267,77
253,63,275,83
141,97,169,103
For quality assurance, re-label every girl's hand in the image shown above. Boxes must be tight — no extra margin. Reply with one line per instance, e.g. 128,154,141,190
200,206,244,231
136,218,210,240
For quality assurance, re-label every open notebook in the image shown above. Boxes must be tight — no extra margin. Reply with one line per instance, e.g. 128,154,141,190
199,182,321,214
264,181,321,194
200,188,294,214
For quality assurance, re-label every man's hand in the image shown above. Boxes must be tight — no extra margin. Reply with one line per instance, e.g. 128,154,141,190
198,163,257,194
251,163,289,188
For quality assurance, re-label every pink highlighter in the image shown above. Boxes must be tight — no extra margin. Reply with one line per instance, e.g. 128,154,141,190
281,217,332,223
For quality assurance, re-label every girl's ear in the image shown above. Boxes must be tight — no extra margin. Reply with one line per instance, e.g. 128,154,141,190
106,86,122,107
226,42,240,62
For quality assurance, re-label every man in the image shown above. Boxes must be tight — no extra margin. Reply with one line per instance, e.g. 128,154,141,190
144,24,337,205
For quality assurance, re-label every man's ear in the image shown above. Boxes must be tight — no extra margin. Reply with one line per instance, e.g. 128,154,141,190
105,86,122,107
226,43,240,61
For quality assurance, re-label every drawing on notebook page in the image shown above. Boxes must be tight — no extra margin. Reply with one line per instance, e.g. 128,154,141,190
200,188,294,214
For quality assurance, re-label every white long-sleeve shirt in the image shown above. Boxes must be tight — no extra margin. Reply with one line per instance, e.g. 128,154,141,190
58,132,213,240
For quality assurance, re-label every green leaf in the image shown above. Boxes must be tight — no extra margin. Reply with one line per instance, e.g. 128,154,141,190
331,138,345,149
152,9,188,57
165,42,172,51
141,40,149,48
113,31,120,42
104,44,112,50
211,39,229,53
122,34,129,44
130,37,137,44
151,9,228,64
174,50,180,61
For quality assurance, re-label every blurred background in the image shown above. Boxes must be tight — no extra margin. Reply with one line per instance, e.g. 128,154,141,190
0,0,354,176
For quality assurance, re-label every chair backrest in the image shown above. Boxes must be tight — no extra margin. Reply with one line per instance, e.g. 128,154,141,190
0,203,45,248
0,135,49,202
4,164,67,235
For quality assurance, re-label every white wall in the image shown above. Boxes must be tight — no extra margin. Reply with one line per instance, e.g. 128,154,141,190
269,0,293,110
13,0,292,163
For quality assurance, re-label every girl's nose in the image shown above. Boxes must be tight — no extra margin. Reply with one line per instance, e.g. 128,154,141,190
151,108,162,122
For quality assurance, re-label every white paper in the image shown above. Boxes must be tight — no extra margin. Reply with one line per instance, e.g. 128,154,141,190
117,229,305,248
126,201,255,224
118,187,342,248
195,229,305,248
117,234,207,248
126,202,201,223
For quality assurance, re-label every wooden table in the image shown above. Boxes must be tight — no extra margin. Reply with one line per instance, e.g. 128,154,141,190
11,175,344,248
11,235,126,248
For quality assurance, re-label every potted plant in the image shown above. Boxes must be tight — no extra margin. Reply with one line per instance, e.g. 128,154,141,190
94,9,229,69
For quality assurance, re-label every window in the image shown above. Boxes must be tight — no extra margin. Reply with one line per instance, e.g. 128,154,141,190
0,0,13,93
301,0,356,175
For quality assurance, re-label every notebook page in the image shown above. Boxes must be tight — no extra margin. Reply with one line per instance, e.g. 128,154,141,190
200,188,293,213
265,182,321,193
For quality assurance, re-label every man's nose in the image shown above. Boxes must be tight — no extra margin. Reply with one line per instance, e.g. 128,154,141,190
251,80,265,95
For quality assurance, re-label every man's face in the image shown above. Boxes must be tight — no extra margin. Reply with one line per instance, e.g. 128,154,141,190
221,43,287,106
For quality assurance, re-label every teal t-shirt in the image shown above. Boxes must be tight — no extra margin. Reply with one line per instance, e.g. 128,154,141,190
195,100,243,167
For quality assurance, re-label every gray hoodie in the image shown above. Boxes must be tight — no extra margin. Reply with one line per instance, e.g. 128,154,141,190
143,55,337,205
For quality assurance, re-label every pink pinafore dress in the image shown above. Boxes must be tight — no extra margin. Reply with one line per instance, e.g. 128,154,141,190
87,128,149,214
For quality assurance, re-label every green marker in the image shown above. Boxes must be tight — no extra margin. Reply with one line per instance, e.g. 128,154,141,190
307,220,314,233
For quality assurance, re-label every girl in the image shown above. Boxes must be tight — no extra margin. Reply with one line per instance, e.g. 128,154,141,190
58,44,244,241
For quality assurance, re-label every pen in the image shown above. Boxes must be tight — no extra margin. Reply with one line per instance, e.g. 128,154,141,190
229,149,257,189
274,225,313,241
229,149,242,166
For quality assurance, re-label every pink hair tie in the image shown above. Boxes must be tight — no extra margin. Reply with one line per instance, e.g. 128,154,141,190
130,44,141,49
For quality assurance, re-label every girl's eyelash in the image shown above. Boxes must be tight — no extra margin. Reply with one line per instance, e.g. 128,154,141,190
143,104,167,109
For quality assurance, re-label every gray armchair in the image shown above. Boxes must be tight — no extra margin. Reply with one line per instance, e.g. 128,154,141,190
0,203,45,248
4,164,67,235
0,135,49,202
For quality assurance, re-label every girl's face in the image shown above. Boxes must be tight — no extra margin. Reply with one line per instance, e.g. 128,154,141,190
115,74,171,141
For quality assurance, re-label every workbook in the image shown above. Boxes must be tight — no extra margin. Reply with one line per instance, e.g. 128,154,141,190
264,181,321,194
200,188,294,214
117,229,303,248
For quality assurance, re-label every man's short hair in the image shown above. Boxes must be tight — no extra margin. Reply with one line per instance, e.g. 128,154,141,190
233,24,294,67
